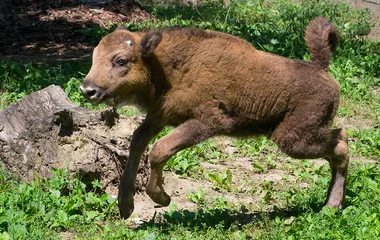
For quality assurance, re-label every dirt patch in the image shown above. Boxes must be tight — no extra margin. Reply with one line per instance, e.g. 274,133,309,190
127,155,297,222
0,0,151,62
368,24,380,41
128,156,378,223
367,16,380,41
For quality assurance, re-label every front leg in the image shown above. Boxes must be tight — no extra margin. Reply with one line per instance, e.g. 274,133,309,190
146,119,223,206
118,115,163,219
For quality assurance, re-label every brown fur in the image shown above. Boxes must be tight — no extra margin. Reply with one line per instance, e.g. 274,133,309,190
81,17,349,219
305,17,339,71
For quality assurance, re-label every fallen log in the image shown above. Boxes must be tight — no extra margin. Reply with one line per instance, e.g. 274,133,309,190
0,85,150,194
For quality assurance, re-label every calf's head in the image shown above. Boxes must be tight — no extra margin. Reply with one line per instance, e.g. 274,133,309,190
81,28,163,106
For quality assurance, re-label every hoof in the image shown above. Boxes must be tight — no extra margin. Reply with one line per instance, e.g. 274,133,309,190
325,201,343,209
324,195,344,209
119,204,134,219
118,194,135,219
147,190,171,206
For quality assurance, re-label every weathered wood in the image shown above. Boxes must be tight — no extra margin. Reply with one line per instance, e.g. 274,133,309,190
0,85,149,194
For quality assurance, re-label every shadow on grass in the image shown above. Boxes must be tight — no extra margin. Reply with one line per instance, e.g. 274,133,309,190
137,201,324,231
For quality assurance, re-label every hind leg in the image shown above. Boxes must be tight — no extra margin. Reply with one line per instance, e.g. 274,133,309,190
324,129,349,208
272,126,349,209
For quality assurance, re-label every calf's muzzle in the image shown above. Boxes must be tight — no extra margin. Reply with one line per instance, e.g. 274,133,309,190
80,80,107,102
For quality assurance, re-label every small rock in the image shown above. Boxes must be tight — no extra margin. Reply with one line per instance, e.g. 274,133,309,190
224,146,238,155
284,216,294,225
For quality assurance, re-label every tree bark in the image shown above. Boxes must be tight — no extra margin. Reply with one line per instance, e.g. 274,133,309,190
0,85,149,194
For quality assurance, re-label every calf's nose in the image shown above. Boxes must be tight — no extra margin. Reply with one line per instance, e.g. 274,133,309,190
80,80,105,101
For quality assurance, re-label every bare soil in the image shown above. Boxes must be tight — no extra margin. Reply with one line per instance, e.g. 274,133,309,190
0,0,151,62
129,157,289,223
127,156,376,224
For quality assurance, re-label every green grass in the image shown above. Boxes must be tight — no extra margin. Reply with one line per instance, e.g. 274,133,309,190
0,0,380,239
0,168,119,239
0,161,379,239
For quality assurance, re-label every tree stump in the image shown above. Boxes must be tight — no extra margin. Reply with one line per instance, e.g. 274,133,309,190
0,85,150,194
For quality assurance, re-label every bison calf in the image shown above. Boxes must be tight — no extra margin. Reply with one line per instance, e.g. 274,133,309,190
81,17,349,219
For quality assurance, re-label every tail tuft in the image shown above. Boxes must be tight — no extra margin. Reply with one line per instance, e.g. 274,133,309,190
304,17,339,71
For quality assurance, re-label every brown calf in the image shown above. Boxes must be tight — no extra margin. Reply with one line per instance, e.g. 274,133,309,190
81,17,349,219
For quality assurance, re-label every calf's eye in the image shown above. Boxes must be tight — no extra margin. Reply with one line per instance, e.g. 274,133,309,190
117,59,127,66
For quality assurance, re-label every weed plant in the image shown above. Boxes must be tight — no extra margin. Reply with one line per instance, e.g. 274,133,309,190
0,167,118,239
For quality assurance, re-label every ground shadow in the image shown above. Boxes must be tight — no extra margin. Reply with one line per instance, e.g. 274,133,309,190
136,201,324,231
0,0,150,63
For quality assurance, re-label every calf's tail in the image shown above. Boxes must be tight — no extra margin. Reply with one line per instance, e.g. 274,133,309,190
304,17,339,71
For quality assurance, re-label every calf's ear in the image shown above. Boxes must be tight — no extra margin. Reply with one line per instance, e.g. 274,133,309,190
140,30,163,57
